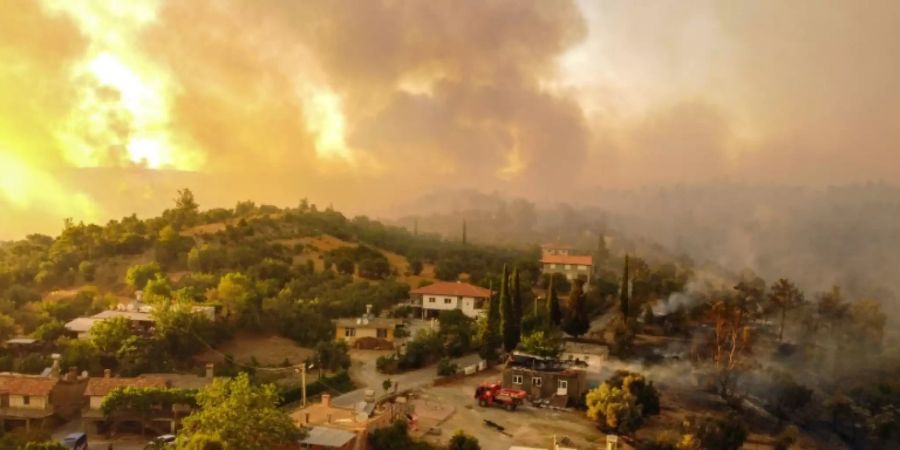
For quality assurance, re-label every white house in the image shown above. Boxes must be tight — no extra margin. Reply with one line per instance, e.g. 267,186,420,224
410,281,492,319
541,254,593,282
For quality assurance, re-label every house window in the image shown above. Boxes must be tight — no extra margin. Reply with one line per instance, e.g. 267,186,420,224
429,297,436,303
558,380,568,390
22,395,30,405
344,328,356,337
550,264,557,269
377,328,388,338
532,377,542,387
512,375,523,385
444,298,452,304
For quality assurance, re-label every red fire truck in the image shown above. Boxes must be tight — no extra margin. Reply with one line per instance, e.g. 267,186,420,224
475,381,527,411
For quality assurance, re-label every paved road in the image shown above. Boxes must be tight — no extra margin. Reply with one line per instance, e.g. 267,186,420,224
332,349,438,408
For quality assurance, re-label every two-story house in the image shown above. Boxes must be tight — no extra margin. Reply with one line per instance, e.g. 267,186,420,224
410,281,492,319
0,374,60,431
334,317,401,349
82,371,167,436
540,254,593,282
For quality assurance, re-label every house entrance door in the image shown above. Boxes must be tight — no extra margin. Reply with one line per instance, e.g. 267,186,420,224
557,379,568,396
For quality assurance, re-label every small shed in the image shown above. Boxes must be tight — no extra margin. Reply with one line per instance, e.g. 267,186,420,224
300,426,357,450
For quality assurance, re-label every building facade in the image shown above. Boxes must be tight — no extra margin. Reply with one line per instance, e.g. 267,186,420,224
82,372,169,436
501,353,589,407
540,254,593,282
409,281,491,319
334,317,401,349
0,375,59,431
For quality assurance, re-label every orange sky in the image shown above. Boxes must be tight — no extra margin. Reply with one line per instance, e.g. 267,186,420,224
2,0,899,238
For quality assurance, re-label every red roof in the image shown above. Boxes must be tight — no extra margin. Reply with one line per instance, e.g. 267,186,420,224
0,375,58,396
411,281,492,298
84,376,167,397
540,254,593,266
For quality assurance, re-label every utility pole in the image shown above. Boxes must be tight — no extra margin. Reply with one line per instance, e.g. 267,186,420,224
299,365,307,407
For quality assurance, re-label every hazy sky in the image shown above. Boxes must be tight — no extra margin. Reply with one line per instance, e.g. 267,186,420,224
2,0,899,238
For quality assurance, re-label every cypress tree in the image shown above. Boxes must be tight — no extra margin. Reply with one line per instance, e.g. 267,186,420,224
500,265,516,352
548,275,562,327
563,279,590,337
620,254,630,318
481,278,501,361
462,220,467,246
511,267,522,349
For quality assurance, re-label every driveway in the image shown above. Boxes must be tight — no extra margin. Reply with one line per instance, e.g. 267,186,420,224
414,375,612,450
332,349,438,408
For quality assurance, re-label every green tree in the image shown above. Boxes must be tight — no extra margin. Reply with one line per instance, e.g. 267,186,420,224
179,434,225,450
448,430,480,450
153,302,215,363
586,383,644,436
0,313,16,341
563,279,590,338
438,310,475,357
768,278,804,341
409,260,424,276
510,267,522,350
620,255,630,318
165,188,200,230
679,414,747,450
177,373,303,450
216,273,260,328
605,371,660,416
547,275,562,327
78,260,97,282
462,219,467,246
518,330,563,359
60,337,101,374
126,262,163,290
480,289,501,361
315,340,351,372
90,317,132,355
499,265,516,352
768,371,812,422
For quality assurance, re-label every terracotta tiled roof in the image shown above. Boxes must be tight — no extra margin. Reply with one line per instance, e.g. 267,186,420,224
541,254,593,266
0,375,58,396
84,376,166,397
410,281,492,298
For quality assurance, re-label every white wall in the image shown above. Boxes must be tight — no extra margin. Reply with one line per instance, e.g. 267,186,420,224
9,395,47,410
422,295,483,318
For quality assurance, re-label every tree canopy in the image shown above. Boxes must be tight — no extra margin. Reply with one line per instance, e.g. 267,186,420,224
177,373,303,450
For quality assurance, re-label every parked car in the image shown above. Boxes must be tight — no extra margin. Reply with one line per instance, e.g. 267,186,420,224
61,432,87,450
144,434,176,449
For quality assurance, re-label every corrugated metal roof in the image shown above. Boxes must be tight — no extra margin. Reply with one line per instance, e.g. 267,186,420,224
64,317,98,333
300,426,356,448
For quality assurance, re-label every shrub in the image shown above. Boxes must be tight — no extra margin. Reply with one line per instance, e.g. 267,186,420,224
437,358,458,377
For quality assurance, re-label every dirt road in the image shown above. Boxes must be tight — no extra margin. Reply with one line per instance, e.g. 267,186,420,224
333,349,438,408
414,374,610,450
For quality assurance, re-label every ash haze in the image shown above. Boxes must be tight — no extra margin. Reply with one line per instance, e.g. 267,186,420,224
2,0,900,238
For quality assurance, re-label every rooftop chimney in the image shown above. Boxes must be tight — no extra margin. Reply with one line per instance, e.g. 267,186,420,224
103,368,111,378
365,304,373,317
321,393,331,408
205,363,214,379
49,353,61,378
606,435,618,450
